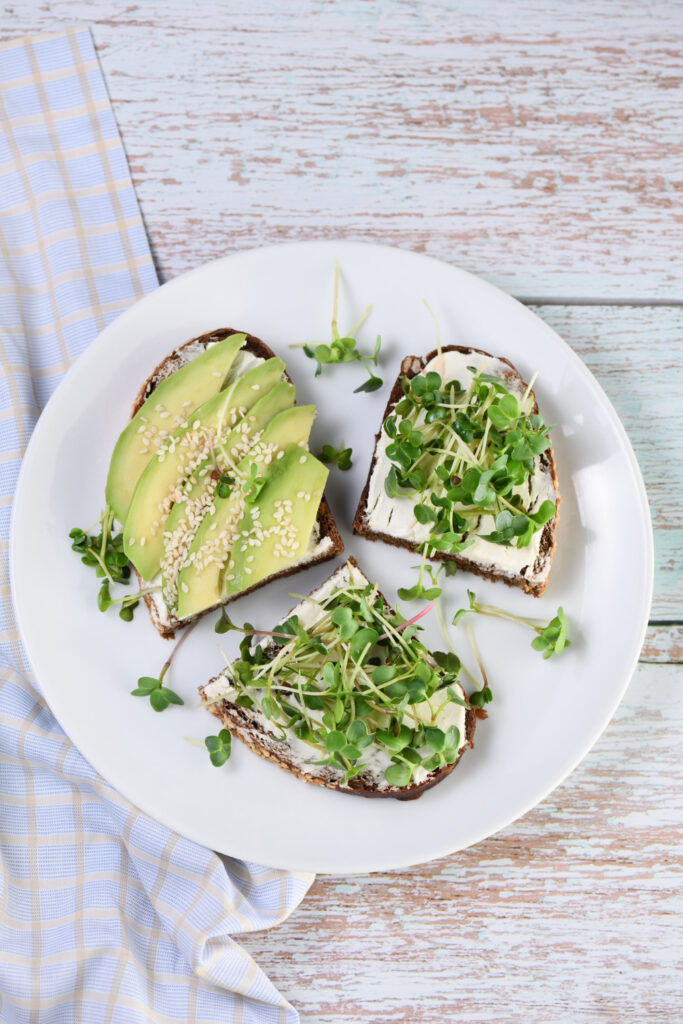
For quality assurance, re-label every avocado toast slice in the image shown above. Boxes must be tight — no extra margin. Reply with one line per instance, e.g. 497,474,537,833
200,557,476,800
353,345,560,597
110,328,343,637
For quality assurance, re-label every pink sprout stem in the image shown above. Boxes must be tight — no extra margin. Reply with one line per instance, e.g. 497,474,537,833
377,601,434,642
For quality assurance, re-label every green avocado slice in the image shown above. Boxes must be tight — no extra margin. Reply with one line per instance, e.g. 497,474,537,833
123,357,285,580
105,332,245,523
160,381,296,602
174,405,317,620
224,446,328,599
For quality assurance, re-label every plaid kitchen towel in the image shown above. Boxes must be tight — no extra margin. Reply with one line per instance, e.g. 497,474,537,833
0,27,313,1024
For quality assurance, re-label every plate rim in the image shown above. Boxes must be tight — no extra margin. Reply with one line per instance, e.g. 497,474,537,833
10,240,654,873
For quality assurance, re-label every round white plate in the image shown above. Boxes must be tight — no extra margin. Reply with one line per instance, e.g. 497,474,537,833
11,241,653,874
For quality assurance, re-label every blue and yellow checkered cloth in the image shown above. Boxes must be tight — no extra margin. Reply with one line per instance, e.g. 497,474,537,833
0,27,312,1023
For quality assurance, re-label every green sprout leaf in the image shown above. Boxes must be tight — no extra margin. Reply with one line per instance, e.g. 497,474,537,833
318,441,353,471
205,729,231,767
384,763,412,788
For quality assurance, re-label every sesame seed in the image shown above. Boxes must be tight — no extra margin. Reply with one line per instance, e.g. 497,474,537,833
129,538,136,546
139,537,146,547
299,455,306,464
181,582,189,593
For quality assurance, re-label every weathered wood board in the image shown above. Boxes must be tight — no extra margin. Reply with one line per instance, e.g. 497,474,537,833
18,0,683,299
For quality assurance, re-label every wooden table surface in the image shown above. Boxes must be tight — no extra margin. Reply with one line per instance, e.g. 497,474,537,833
10,2,683,1021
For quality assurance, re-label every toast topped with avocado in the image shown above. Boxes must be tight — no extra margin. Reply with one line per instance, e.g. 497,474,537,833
353,345,559,597
200,557,476,799
105,328,343,637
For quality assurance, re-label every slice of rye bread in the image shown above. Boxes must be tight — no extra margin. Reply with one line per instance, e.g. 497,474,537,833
127,327,344,639
353,345,560,598
199,556,477,801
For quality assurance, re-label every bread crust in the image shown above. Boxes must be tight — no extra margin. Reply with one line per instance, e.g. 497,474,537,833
199,556,477,800
352,345,560,597
129,328,343,638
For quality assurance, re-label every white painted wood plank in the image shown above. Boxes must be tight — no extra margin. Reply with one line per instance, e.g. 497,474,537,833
239,663,682,1024
641,623,682,663
8,0,681,299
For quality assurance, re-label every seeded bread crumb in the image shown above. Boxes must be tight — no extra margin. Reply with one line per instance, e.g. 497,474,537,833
129,328,343,638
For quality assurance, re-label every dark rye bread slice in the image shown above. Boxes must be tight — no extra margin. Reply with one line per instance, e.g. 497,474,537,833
199,556,477,801
353,345,560,598
128,327,343,638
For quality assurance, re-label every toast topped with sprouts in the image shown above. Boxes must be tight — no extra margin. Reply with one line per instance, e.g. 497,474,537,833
200,557,476,799
353,345,559,596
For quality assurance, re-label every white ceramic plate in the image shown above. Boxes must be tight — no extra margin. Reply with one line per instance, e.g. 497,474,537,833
11,242,652,874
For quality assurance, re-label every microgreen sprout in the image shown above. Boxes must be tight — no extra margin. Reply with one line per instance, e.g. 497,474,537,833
453,590,570,660
205,729,231,767
131,623,197,711
208,569,470,789
318,442,353,472
215,474,232,499
464,622,493,707
70,508,144,621
291,262,383,393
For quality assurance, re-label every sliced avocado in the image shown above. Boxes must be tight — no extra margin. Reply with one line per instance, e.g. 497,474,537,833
106,333,245,523
123,357,285,580
224,445,328,599
160,382,296,603
174,405,317,620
